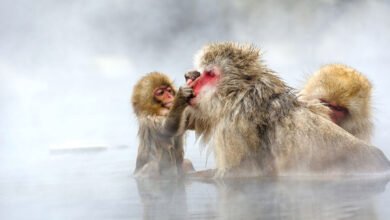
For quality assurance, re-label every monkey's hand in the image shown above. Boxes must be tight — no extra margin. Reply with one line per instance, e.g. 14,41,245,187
185,70,201,85
175,86,194,106
162,86,194,137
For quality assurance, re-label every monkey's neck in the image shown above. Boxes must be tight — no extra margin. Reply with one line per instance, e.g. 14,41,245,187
264,89,299,123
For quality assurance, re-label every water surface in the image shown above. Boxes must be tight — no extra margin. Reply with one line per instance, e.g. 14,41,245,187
1,148,389,220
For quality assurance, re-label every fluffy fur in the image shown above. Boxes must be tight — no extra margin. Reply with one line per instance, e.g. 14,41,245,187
132,72,176,117
131,72,189,178
300,64,373,142
188,42,389,177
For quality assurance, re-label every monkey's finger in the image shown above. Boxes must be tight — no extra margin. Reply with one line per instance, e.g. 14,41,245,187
185,71,201,83
186,79,194,85
182,87,195,98
179,87,195,100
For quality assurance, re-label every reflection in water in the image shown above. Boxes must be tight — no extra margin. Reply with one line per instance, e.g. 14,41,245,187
210,177,389,220
1,150,389,220
136,175,390,220
136,178,188,220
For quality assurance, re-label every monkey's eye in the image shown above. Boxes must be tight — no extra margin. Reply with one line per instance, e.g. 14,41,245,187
332,105,348,113
154,89,164,96
166,87,172,93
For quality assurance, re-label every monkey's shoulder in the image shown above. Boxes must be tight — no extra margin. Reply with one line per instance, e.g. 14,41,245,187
138,115,166,127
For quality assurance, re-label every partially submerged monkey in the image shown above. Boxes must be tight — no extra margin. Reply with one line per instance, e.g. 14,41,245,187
300,64,373,142
132,72,194,178
185,42,390,178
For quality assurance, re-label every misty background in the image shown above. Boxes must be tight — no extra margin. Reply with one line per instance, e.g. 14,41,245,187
2,1,390,219
1,0,390,169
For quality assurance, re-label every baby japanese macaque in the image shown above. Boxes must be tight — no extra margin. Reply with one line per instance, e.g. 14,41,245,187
132,72,194,178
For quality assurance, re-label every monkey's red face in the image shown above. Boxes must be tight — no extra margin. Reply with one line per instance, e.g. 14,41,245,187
154,86,174,109
320,99,349,125
187,68,221,105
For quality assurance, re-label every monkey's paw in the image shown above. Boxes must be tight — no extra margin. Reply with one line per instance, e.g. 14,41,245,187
185,71,201,84
177,86,194,104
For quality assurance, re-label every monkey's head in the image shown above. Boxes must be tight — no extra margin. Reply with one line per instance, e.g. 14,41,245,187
132,72,176,117
187,42,286,116
301,64,372,124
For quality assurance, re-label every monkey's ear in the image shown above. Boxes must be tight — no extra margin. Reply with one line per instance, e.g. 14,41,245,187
132,98,162,117
131,72,175,116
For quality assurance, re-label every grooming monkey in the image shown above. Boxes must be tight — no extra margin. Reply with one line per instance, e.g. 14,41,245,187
299,64,372,142
131,72,194,178
185,42,389,178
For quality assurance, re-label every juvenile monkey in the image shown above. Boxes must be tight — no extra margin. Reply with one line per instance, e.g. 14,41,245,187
185,42,389,178
300,64,373,142
131,72,194,178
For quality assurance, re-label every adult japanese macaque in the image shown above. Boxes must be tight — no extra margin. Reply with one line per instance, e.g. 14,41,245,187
299,64,373,142
131,72,194,178
185,42,390,178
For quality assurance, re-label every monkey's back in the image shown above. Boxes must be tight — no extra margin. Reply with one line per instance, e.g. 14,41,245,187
272,106,390,175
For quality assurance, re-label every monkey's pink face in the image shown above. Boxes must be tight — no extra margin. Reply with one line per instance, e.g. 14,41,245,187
187,67,221,105
154,85,174,109
320,99,349,125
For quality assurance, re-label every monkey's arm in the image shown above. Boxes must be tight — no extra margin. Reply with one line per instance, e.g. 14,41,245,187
183,109,195,130
181,70,200,130
161,86,193,137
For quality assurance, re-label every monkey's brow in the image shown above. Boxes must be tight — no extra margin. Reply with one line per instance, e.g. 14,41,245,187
159,85,170,89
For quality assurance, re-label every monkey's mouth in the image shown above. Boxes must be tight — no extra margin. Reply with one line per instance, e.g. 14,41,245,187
187,81,199,106
186,69,219,106
163,101,173,109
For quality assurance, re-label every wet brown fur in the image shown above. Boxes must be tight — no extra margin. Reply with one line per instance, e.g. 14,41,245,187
132,72,176,117
188,42,390,177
